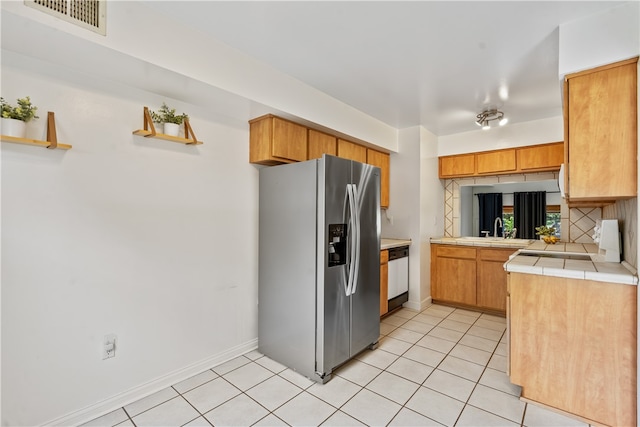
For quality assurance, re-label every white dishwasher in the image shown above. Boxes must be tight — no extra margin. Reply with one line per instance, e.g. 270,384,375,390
387,246,409,312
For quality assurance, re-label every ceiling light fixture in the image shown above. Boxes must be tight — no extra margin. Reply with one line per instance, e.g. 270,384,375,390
475,108,508,130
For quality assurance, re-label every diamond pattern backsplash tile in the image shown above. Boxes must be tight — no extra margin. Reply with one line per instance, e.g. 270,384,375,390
568,208,601,243
444,181,454,237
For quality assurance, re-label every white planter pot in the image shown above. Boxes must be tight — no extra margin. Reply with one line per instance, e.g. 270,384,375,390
1,118,27,138
163,122,180,137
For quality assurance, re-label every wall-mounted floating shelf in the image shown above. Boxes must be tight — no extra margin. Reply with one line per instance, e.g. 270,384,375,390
132,107,203,145
1,112,71,150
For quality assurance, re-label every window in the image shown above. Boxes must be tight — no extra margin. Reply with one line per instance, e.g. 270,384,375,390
502,205,561,238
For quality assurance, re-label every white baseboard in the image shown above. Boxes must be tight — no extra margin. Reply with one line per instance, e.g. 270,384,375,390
45,339,259,427
402,296,432,312
420,296,433,311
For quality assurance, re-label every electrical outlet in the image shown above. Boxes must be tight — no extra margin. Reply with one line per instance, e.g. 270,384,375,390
102,334,117,359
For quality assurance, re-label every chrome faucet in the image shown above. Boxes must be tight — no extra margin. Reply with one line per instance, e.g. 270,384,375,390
494,217,503,238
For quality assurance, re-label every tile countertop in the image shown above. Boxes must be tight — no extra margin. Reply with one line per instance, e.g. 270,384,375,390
505,242,638,285
430,236,534,249
381,238,412,250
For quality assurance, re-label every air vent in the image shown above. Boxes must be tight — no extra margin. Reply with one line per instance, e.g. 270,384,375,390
25,0,106,35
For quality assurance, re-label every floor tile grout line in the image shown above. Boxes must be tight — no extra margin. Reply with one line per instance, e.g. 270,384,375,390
452,327,521,426
102,304,514,427
407,307,517,426
328,306,454,426
377,306,474,426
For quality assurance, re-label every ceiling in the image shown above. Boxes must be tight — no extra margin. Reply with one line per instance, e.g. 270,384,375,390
145,1,625,136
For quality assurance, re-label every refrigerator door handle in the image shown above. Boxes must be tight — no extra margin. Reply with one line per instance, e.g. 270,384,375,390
350,184,361,295
345,183,358,296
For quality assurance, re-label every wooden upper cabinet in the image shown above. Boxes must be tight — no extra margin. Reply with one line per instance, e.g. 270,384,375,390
518,142,564,171
337,139,367,163
477,149,516,174
438,142,565,179
565,57,638,201
308,129,337,160
249,115,307,165
367,149,390,208
439,154,475,178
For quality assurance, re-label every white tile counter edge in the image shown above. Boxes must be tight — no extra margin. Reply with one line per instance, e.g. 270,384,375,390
429,236,533,249
381,238,412,250
505,251,638,285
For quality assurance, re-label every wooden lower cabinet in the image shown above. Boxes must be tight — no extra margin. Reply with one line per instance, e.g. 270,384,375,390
431,245,477,306
380,250,389,316
431,244,516,313
477,249,513,311
509,272,637,426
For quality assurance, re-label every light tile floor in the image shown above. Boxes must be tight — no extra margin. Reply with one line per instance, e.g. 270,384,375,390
83,304,590,427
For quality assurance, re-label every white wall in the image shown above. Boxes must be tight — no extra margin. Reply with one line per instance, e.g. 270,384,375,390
0,2,404,423
2,1,398,153
559,1,640,76
380,126,441,311
437,116,564,156
1,56,259,425
381,127,422,308
418,127,442,309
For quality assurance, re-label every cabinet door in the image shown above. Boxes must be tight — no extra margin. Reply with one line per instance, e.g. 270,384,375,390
477,248,513,312
367,149,390,208
509,273,637,427
431,245,476,305
308,129,336,160
477,149,517,174
337,139,367,163
271,117,307,162
380,250,389,316
566,58,637,201
517,142,564,171
249,115,307,165
439,154,475,178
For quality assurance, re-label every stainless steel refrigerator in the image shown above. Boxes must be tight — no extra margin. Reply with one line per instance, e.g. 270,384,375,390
258,154,381,383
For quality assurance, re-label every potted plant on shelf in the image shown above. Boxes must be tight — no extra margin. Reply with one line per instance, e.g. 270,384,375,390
149,102,188,137
535,225,559,244
1,96,39,138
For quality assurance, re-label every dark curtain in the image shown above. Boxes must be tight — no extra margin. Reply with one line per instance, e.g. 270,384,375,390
514,191,546,239
477,193,503,237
